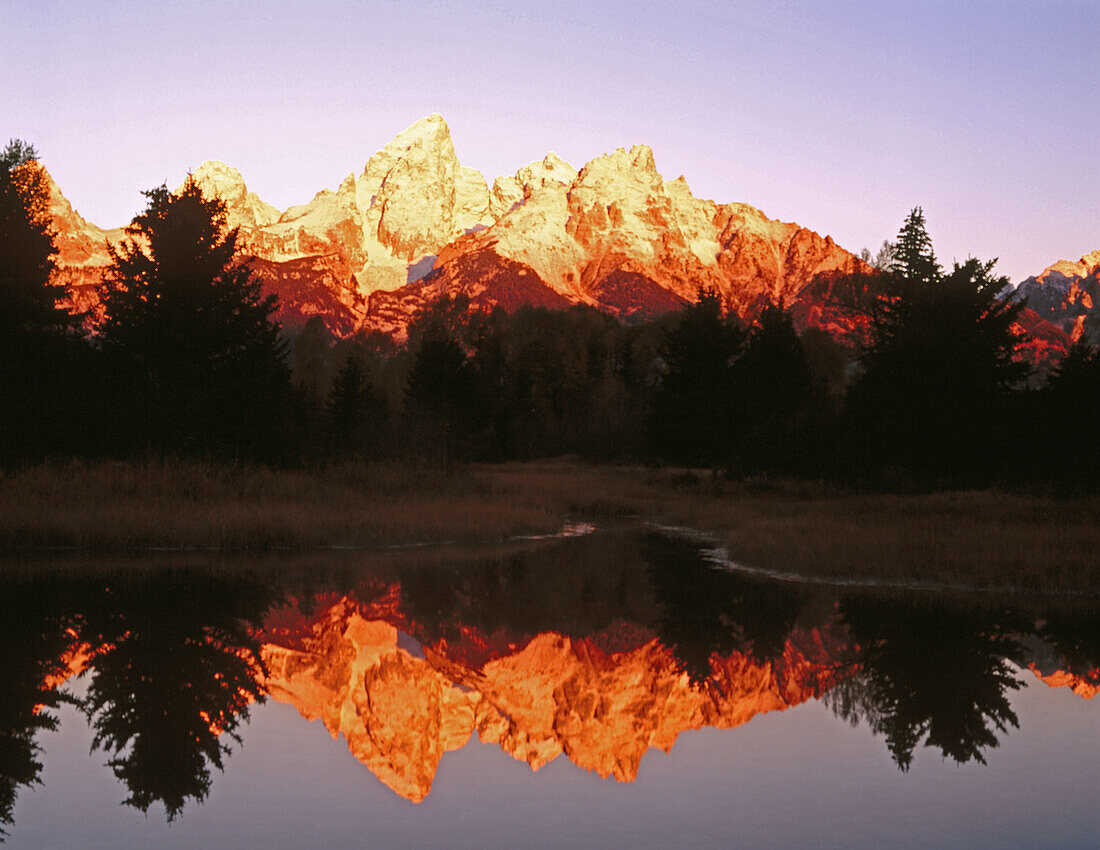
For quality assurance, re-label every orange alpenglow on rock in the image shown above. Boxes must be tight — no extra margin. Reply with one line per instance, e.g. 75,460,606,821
257,595,849,802
44,114,867,338
1028,665,1100,700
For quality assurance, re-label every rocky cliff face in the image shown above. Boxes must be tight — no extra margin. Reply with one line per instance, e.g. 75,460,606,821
365,139,865,333
44,114,1082,360
1014,250,1100,345
47,115,862,337
40,167,125,319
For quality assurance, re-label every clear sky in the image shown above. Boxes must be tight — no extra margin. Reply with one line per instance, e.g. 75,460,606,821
3,0,1097,283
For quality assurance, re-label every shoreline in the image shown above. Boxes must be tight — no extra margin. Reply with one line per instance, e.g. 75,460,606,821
2,460,1097,594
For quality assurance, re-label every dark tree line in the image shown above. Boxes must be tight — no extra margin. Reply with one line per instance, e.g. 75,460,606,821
1,140,1096,487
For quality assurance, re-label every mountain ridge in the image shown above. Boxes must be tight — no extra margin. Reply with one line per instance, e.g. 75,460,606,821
45,114,864,337
39,114,1086,361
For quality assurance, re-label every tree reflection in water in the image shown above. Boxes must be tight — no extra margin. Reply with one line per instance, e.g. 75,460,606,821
79,570,277,819
0,537,1097,837
0,568,277,832
641,531,812,683
829,597,1026,770
0,579,81,838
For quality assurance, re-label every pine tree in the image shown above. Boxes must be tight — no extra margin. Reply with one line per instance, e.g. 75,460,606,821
327,354,383,456
842,210,1025,483
649,287,743,466
99,178,290,459
889,207,941,286
0,140,68,335
0,140,95,465
730,301,821,475
404,317,475,462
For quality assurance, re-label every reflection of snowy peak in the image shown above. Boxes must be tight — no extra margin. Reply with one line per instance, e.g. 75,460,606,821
258,592,848,803
49,114,862,336
256,588,1099,804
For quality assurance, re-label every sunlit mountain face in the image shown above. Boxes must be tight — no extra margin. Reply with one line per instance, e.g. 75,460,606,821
1013,250,1100,346
2,528,1096,839
37,115,1081,371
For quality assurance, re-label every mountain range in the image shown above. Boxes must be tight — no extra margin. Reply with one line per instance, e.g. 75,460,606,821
41,114,1093,362
44,580,1097,805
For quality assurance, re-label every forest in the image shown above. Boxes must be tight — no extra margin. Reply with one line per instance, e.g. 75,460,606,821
2,140,1097,490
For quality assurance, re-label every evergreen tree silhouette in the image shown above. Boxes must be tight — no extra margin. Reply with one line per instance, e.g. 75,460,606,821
327,353,383,456
650,287,743,466
730,300,822,475
0,140,97,465
99,178,290,459
1034,342,1100,484
841,209,1026,483
0,141,68,335
404,317,474,462
888,207,941,285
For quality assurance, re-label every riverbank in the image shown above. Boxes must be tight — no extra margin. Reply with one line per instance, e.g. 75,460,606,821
2,460,1097,593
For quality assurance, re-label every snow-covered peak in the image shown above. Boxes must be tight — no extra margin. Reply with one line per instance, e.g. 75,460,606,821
184,161,281,229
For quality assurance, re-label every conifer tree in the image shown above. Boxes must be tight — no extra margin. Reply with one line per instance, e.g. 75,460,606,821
730,301,821,474
99,178,289,459
404,317,474,462
0,140,95,464
889,207,941,286
327,354,383,456
650,287,743,467
842,209,1025,482
0,140,68,334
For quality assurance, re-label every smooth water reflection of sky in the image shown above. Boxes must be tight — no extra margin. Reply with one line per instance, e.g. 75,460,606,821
11,669,1098,849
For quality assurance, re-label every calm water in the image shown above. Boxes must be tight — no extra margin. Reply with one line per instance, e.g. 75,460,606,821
2,529,1098,848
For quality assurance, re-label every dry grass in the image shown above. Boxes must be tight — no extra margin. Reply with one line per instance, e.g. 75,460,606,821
482,463,1100,594
0,460,560,552
2,459,1097,593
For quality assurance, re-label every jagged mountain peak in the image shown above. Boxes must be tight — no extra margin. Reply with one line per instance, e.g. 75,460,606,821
389,112,451,148
1014,247,1100,346
182,160,281,230
1040,250,1100,281
48,114,1076,360
189,160,247,196
362,113,459,182
576,144,661,189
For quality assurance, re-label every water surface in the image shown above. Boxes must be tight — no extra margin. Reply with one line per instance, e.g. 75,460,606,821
2,529,1097,847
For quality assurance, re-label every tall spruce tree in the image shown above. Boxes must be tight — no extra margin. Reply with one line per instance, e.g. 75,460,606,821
0,140,67,334
404,317,476,462
842,209,1025,483
730,301,822,475
650,287,743,467
99,178,290,459
327,353,384,457
0,140,94,465
889,207,941,286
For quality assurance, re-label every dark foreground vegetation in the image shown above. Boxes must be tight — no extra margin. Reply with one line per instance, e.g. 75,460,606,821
2,139,1098,583
3,140,1097,486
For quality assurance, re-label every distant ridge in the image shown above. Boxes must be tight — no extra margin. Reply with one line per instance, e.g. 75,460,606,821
41,114,1082,368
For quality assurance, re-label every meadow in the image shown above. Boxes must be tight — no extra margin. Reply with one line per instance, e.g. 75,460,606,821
2,460,1096,594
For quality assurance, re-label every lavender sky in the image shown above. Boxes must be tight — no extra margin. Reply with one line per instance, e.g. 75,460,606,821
3,0,1097,282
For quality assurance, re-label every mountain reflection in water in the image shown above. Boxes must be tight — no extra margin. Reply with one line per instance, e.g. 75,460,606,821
1,529,1097,837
